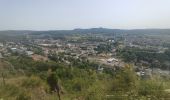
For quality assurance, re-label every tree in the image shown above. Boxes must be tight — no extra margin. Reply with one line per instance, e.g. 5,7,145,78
47,72,61,100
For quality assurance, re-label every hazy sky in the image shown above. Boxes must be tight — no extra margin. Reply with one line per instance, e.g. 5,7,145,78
0,0,170,30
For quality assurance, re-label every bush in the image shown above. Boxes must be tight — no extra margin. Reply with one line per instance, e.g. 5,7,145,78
138,80,164,99
0,84,20,97
21,76,45,88
16,92,31,100
111,68,139,92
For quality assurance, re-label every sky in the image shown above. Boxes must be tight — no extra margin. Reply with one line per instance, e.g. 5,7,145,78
0,0,170,30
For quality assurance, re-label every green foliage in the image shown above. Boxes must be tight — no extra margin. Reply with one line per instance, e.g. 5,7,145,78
111,68,139,92
16,92,31,100
94,43,112,54
32,47,44,55
120,47,170,70
2,54,170,99
0,84,20,97
138,80,164,98
47,72,59,92
7,56,59,75
21,76,45,88
122,52,137,62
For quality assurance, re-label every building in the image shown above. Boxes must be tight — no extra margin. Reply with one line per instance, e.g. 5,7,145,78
11,48,17,52
107,58,118,63
26,51,34,56
97,66,104,73
0,53,3,59
0,43,3,47
11,48,25,54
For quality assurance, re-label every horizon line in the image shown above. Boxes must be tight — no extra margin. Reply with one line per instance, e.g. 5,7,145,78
1,27,170,31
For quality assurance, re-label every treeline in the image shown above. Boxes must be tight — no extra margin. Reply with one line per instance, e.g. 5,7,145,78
120,47,170,70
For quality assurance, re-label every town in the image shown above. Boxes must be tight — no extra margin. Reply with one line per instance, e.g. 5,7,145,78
0,29,170,79
1,29,170,99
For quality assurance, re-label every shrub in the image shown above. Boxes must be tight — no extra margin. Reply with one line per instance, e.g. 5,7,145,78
21,76,45,88
16,92,31,100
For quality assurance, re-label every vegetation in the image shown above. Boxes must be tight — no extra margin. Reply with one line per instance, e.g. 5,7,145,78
94,43,112,54
119,47,170,70
0,55,170,100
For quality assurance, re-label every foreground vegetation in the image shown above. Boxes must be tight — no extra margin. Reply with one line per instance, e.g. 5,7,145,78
0,55,170,100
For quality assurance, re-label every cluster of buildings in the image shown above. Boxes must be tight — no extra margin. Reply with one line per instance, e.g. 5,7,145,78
0,42,34,57
136,67,170,79
34,39,101,58
124,35,162,46
0,37,117,66
124,35,168,53
32,38,124,69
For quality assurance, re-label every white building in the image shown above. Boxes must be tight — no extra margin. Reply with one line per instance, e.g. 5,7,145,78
107,58,118,63
11,48,17,52
26,51,34,56
0,43,3,47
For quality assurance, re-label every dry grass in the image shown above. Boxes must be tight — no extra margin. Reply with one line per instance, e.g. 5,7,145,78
31,54,48,61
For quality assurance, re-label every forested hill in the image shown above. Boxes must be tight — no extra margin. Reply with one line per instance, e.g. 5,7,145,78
1,28,170,35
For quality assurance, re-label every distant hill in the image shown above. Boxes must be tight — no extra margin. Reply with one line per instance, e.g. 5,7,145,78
0,28,170,35
73,28,170,35
0,30,33,35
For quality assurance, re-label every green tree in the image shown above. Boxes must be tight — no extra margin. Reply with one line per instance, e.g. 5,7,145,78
47,72,61,100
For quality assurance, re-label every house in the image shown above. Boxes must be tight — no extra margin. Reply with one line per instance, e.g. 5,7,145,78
107,58,118,63
0,43,3,47
26,51,34,56
0,53,3,59
11,48,17,52
108,40,115,43
97,66,104,73
10,48,25,54
145,68,152,75
141,68,152,79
